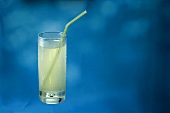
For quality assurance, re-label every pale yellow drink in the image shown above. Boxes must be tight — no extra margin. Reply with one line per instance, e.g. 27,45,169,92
38,32,66,104
38,45,66,91
38,10,87,104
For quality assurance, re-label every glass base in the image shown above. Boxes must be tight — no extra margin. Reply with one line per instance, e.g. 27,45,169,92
39,91,65,104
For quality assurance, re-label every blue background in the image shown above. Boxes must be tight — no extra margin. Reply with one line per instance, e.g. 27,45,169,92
0,0,170,113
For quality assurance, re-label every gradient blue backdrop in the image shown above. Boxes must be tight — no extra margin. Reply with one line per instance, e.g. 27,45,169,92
0,0,170,113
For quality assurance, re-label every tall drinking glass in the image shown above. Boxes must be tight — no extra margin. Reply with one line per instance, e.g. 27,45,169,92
38,32,66,104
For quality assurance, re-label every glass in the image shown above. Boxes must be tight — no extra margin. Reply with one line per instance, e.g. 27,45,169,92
38,32,66,104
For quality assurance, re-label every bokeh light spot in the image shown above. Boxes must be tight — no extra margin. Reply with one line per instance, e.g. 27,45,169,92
17,48,36,70
7,29,28,51
122,19,149,38
89,15,105,32
101,1,117,17
67,63,81,87
41,21,63,32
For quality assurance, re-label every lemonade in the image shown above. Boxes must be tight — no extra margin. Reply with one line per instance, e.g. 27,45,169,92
38,32,66,104
38,10,87,104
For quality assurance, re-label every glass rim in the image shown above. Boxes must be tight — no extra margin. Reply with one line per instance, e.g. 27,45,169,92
38,31,66,39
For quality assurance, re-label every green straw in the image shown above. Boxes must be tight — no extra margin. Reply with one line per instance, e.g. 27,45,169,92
42,10,87,88
61,10,87,42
